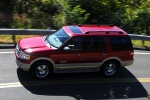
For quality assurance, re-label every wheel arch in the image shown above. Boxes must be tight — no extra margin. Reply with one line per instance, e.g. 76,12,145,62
30,57,56,72
100,57,121,70
99,57,122,76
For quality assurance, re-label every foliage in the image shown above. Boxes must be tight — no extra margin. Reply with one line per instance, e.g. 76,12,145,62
52,0,89,28
0,0,14,27
0,0,150,34
69,0,150,34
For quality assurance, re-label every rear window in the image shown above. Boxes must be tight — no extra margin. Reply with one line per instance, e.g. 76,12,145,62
108,36,133,50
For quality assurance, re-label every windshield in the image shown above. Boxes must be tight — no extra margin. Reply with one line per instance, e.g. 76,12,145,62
46,29,70,48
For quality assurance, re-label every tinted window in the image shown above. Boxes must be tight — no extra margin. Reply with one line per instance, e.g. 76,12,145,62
47,29,70,48
108,36,133,50
65,37,84,51
85,36,106,51
68,26,82,34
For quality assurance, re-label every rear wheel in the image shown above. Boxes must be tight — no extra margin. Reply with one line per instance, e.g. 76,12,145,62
101,61,119,77
30,61,52,79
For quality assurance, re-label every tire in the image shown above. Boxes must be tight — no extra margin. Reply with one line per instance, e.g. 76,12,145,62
30,61,52,79
101,61,119,77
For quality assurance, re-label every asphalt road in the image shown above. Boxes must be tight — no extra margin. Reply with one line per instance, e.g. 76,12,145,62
0,49,150,100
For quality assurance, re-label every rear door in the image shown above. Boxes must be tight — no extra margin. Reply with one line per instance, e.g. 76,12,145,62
107,36,134,61
83,36,107,71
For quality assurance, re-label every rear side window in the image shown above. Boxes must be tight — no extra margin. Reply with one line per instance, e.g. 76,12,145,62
85,36,106,51
108,36,133,50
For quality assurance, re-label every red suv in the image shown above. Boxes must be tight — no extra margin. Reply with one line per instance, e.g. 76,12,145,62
15,25,134,79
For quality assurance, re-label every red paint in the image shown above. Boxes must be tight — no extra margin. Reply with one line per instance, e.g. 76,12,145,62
15,24,134,74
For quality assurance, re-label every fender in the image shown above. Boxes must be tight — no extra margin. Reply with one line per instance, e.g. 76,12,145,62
30,57,58,71
100,57,122,67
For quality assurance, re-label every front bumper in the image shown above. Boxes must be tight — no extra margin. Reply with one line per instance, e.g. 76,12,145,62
16,59,31,71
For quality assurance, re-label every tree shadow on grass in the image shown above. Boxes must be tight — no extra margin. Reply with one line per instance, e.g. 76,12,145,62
17,67,148,99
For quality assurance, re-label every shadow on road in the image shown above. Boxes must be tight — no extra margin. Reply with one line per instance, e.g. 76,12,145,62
17,67,148,99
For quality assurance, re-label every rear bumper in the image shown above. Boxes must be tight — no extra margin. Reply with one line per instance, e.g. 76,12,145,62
16,59,30,71
121,60,134,66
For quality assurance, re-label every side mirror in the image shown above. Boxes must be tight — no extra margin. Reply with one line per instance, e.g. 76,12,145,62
63,46,70,51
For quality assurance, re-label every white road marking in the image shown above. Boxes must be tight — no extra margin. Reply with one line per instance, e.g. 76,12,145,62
134,52,150,54
0,52,14,54
0,82,22,88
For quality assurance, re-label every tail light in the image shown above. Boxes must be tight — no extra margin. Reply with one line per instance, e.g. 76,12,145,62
129,52,134,58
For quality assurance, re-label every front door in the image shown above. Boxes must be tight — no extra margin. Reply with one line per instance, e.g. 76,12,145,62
57,36,84,72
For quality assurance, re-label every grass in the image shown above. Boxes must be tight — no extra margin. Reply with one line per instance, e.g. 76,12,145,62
147,94,150,100
0,35,39,43
132,40,150,48
0,35,150,48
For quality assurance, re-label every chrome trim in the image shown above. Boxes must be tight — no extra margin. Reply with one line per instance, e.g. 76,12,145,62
16,44,21,57
84,62,101,69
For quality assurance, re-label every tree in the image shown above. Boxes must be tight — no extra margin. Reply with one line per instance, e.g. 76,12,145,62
12,0,60,28
69,0,150,34
0,0,14,27
52,0,89,28
1,0,150,35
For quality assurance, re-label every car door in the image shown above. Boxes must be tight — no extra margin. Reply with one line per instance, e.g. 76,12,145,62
83,36,107,71
57,36,84,72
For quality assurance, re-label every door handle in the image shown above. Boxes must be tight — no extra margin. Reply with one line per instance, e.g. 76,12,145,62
77,54,81,56
102,53,106,56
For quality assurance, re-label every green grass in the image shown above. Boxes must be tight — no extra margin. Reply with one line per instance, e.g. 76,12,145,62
0,35,150,48
132,40,150,48
0,35,38,43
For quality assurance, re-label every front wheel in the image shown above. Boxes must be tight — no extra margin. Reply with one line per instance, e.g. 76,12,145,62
101,61,119,77
30,61,52,79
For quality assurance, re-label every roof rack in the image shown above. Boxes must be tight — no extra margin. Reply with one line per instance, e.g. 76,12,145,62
84,31,123,34
77,24,81,26
109,24,114,26
77,24,114,27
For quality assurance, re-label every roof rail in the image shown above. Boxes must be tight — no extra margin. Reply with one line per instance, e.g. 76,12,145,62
77,24,114,27
77,24,81,26
84,31,123,34
109,24,114,26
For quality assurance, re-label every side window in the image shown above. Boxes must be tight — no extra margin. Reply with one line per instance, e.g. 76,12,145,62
65,37,84,51
108,36,133,50
85,36,106,51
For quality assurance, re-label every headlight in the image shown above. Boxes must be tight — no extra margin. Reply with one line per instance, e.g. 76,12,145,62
20,51,30,60
15,44,30,60
16,44,18,50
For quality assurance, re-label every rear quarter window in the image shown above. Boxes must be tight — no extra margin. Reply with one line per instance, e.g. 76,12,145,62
108,36,133,50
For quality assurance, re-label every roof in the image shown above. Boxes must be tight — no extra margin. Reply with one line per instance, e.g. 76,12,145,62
63,24,128,36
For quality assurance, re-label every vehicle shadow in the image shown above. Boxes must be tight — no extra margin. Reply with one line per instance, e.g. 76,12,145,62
17,67,148,99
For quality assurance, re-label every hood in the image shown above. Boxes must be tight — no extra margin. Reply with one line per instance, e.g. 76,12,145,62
19,36,47,50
